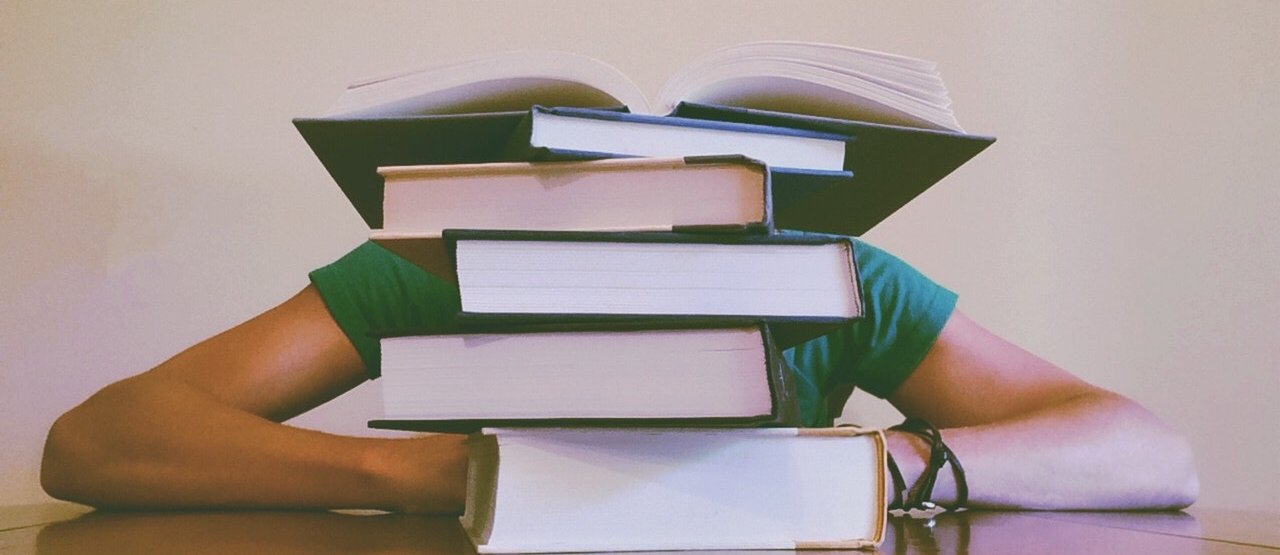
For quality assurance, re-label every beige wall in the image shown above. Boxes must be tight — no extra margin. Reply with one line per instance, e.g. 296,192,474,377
2,1,1276,511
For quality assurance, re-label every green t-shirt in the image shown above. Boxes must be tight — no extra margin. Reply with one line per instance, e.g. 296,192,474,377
309,238,957,427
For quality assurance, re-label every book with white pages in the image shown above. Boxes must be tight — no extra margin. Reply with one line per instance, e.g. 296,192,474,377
462,426,888,553
369,155,777,267
326,40,961,131
375,156,772,236
295,41,995,237
435,229,864,348
369,320,803,433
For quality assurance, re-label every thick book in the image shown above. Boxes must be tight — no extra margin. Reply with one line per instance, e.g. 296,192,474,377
503,105,852,175
415,229,862,347
462,426,888,553
371,155,773,258
324,41,960,131
294,42,993,237
368,321,800,433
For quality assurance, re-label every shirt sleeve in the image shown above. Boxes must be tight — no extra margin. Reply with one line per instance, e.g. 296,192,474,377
786,236,958,424
838,238,958,397
308,241,461,378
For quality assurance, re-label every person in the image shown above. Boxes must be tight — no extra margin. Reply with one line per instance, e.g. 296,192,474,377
39,239,1198,513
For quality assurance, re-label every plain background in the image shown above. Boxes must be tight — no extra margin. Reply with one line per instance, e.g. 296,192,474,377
2,1,1277,512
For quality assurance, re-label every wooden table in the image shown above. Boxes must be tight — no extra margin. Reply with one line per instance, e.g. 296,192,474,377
1,503,1275,554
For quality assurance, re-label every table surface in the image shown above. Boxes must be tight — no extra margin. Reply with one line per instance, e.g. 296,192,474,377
1,503,1275,554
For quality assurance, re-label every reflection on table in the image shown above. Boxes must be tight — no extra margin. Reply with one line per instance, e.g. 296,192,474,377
24,506,1275,555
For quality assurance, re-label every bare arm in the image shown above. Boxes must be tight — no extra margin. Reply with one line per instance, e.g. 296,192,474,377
883,310,1198,510
43,285,1196,512
40,285,467,513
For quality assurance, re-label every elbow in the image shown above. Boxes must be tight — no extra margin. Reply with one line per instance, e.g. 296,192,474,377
1101,392,1199,509
40,381,133,505
41,411,88,502
1124,397,1199,509
1141,402,1199,509
1162,431,1199,509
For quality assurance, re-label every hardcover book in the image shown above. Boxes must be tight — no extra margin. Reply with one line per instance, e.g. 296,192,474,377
400,229,863,347
295,41,994,237
370,155,775,263
369,321,800,433
462,426,888,553
674,102,994,235
324,41,960,130
503,105,850,175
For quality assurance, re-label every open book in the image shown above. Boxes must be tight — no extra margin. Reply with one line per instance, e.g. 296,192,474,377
297,42,993,237
326,41,963,132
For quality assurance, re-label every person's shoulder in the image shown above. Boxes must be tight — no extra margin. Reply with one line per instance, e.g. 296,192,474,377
316,240,416,273
806,232,959,399
307,240,461,377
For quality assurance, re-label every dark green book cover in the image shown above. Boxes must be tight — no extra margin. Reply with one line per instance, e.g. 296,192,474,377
293,104,993,237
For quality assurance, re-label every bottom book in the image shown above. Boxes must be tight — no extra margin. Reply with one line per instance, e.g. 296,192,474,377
462,427,887,553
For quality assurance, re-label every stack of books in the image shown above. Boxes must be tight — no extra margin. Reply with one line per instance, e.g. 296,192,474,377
297,41,993,553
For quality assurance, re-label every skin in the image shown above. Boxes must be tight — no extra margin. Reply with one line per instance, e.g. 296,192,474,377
40,285,1198,512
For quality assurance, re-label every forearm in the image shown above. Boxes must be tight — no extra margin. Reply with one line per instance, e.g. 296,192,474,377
41,375,467,512
887,391,1198,510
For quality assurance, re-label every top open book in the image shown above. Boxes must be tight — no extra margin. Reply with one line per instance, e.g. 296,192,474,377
325,41,964,132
